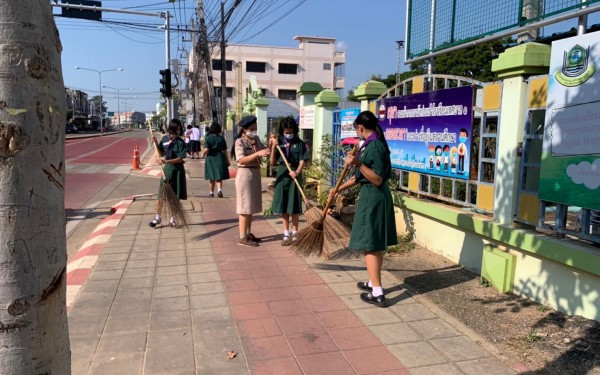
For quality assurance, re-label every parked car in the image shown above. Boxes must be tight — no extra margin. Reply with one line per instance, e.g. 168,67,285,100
66,123,78,134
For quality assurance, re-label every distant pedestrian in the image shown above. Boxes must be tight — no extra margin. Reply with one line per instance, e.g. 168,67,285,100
189,124,201,159
268,117,309,245
330,111,397,307
184,125,193,158
231,115,270,247
149,119,188,228
202,122,230,198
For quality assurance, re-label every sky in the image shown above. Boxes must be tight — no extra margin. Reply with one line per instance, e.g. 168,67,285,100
54,0,599,114
55,0,407,114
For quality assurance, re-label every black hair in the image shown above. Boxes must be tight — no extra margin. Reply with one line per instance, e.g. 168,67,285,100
443,144,450,152
353,111,390,154
209,122,222,135
187,125,192,130
435,145,442,155
459,128,468,137
278,116,299,137
231,117,257,158
167,118,182,135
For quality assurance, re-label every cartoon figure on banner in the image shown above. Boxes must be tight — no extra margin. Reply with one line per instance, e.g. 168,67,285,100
435,145,442,171
450,146,458,174
458,128,468,175
429,144,435,169
443,145,450,173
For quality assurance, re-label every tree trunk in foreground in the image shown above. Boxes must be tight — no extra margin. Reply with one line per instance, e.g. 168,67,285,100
0,1,70,374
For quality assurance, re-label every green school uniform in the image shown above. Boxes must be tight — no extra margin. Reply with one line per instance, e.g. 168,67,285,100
348,139,398,251
157,135,187,200
272,138,309,215
204,134,230,181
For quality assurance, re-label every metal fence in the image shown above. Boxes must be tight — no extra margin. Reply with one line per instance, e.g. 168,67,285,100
407,0,600,59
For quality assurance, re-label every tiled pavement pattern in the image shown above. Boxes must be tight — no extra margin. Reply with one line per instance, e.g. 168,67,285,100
69,195,517,375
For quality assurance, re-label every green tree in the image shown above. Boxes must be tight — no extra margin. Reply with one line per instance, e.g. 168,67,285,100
90,95,108,114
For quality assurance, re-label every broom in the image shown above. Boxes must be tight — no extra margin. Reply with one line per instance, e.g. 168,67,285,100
274,144,320,224
149,126,190,229
290,146,357,258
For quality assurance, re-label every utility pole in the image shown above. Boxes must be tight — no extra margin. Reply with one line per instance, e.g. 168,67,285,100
220,1,227,130
165,10,172,122
197,0,218,124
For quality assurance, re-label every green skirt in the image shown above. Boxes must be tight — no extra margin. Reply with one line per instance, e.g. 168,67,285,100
158,163,187,200
348,182,397,251
205,153,230,181
272,165,303,215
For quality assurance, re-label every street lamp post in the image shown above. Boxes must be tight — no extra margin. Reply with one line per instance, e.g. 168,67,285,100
75,66,123,132
104,86,133,129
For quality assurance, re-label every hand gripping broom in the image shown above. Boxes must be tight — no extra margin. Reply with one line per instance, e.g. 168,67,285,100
290,146,357,259
149,126,190,229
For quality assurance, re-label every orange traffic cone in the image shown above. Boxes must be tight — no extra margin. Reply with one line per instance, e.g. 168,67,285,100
131,145,140,170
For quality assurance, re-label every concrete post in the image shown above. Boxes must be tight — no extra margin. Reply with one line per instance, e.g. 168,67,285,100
298,82,323,108
253,96,269,143
354,80,387,112
313,89,340,159
491,43,550,225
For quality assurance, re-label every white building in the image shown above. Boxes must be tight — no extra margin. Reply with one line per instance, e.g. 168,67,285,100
204,36,346,111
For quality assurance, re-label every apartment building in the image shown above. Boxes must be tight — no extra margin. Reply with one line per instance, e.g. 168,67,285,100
209,36,345,111
65,88,89,129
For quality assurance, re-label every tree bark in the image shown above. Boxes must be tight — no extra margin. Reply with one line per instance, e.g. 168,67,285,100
0,1,70,374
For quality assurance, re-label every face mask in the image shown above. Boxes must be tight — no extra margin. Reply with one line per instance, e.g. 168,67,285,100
459,136,467,143
284,134,294,140
247,131,257,138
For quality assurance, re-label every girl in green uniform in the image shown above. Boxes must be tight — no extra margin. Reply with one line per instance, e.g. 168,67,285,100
333,111,397,307
268,117,309,245
201,122,230,197
149,119,188,228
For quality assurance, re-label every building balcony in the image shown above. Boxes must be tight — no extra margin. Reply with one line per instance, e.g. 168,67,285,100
334,51,345,64
334,76,345,88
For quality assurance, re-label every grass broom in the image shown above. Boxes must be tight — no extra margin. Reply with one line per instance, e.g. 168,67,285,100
290,146,357,258
274,144,320,224
149,126,190,229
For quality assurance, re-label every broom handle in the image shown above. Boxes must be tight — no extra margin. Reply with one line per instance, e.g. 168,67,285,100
320,145,358,222
148,126,167,179
275,144,311,206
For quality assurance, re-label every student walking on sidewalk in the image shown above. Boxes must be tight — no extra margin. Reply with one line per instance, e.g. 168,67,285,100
268,117,309,246
232,116,270,247
202,122,230,198
149,119,188,228
331,111,397,307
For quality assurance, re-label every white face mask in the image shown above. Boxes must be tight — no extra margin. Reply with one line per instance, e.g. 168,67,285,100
283,134,294,140
246,131,257,138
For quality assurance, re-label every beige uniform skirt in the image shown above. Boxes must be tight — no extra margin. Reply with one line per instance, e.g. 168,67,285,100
235,168,262,214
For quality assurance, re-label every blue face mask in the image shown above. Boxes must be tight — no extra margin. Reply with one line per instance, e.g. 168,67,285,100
459,136,467,143
284,134,294,140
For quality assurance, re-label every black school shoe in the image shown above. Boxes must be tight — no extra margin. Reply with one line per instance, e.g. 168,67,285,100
360,292,386,307
357,281,372,292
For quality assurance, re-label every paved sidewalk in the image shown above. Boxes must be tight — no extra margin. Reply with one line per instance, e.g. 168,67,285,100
68,161,518,375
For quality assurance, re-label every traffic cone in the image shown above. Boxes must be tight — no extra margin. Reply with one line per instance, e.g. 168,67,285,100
131,145,140,170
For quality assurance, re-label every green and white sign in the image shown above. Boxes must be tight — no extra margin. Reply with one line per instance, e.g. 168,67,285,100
539,31,600,210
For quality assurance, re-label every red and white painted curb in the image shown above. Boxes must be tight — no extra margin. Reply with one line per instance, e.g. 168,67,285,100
66,197,135,309
141,155,162,177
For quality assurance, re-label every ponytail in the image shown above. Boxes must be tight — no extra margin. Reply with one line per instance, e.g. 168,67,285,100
355,111,390,154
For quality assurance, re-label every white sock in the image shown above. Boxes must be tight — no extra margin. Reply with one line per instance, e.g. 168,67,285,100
218,188,222,192
292,230,298,236
372,286,384,297
367,280,372,288
283,230,290,237
155,214,161,222
240,234,246,240
169,217,175,224
209,191,214,194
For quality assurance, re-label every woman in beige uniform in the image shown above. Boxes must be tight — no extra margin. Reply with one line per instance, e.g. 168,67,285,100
231,116,270,247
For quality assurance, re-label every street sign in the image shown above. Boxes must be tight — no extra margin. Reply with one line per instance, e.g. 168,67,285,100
107,112,114,117
61,0,102,21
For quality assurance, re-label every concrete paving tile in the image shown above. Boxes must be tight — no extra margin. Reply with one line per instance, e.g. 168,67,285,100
154,273,188,286
318,270,355,284
191,306,232,324
242,335,293,362
328,326,382,351
369,323,422,345
192,322,239,348
230,302,272,320
222,278,260,292
75,290,116,305
273,257,306,267
70,300,112,317
68,313,107,337
188,271,221,283
302,296,350,313
128,252,158,261
269,299,312,317
80,279,120,293
279,265,315,276
328,281,363,296
354,307,401,326
255,275,292,289
430,336,492,362
261,286,301,302
150,310,191,331
338,294,371,310
114,287,152,303
194,341,246,375
276,314,323,335
409,363,464,375
153,284,190,299
188,281,224,295
408,319,461,340
455,358,517,375
251,266,285,278
156,265,187,276
122,267,155,279
295,284,335,299
118,276,154,289
88,269,124,281
218,260,251,271
103,246,133,254
195,362,248,375
296,352,356,375
190,293,228,310
151,296,190,312
236,317,282,339
126,259,156,269
248,357,302,375
188,263,219,273
187,255,216,264
286,330,338,356
344,346,406,374
286,273,326,286
131,245,158,253
110,299,151,316
156,256,187,267
226,290,265,305
315,310,363,329
95,331,147,355
389,303,437,322
220,269,255,281
387,341,448,368
157,249,185,258
89,352,145,375
104,313,149,334
94,260,127,271
145,327,195,374
99,253,129,262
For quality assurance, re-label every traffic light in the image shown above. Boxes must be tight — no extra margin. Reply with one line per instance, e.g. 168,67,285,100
159,69,172,98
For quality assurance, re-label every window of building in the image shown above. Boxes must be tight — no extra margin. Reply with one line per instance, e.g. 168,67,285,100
246,61,266,73
278,63,298,75
212,59,233,71
215,87,234,98
323,63,332,71
334,63,345,77
278,89,297,100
